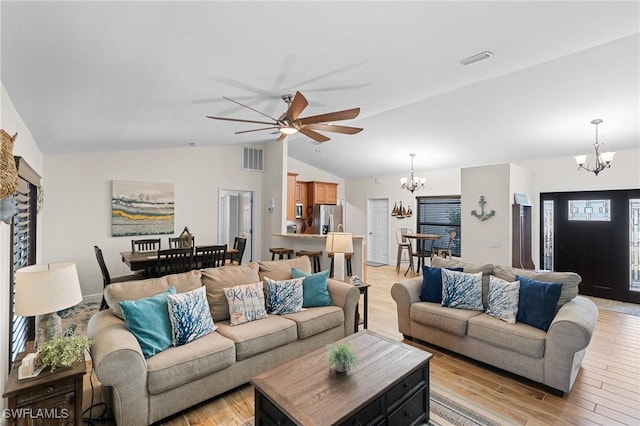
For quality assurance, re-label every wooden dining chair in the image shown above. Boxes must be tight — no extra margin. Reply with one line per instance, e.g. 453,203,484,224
434,229,457,259
412,237,436,271
195,245,227,269
169,236,195,249
131,238,161,252
229,237,247,265
155,247,193,277
94,245,145,310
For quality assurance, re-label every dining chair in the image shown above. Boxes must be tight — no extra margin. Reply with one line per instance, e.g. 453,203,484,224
155,247,194,277
396,227,414,274
131,238,161,252
412,237,436,271
94,245,145,310
229,237,247,265
169,236,195,249
434,229,457,259
195,244,227,269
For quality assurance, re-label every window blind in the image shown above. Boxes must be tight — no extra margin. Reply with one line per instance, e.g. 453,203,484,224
416,196,461,256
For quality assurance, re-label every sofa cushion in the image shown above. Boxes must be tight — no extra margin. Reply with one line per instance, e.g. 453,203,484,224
441,269,484,311
119,287,176,359
258,256,312,281
146,331,235,394
215,315,297,361
516,276,562,331
105,270,203,319
291,268,332,307
167,286,216,346
485,276,520,324
224,282,268,325
468,313,546,359
202,262,260,321
410,302,482,336
282,306,344,339
431,257,493,306
419,266,463,303
264,277,304,314
493,264,580,307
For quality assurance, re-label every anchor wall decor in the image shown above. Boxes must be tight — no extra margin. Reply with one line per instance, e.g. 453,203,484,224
471,195,495,221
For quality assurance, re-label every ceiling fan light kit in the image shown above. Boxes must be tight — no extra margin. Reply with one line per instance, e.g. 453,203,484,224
574,119,615,176
207,91,362,143
400,153,425,193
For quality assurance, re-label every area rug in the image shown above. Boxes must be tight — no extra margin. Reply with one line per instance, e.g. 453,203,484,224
587,296,640,317
59,301,100,337
366,261,387,267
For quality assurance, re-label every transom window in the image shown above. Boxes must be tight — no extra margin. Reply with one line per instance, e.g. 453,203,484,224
568,199,610,221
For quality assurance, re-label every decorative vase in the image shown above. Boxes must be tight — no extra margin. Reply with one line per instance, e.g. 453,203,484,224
334,361,349,373
0,130,19,200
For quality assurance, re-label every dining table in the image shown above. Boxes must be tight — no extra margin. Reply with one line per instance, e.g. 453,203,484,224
402,232,441,275
121,247,238,274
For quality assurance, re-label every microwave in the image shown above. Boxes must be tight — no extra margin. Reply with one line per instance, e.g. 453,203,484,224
295,203,303,219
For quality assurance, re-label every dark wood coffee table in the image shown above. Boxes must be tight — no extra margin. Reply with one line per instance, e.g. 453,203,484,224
251,330,431,426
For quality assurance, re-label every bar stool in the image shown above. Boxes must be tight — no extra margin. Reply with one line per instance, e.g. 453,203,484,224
328,252,353,278
296,250,322,273
270,247,293,260
396,228,414,274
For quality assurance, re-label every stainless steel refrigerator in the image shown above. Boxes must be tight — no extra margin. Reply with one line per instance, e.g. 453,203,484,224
313,205,344,234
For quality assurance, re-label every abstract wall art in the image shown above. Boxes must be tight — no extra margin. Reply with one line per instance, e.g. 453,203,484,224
112,180,174,236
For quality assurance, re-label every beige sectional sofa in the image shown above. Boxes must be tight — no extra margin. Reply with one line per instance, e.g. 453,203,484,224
88,256,360,425
391,257,598,394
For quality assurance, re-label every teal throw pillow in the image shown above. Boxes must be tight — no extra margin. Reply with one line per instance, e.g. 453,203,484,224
485,276,520,324
264,276,305,314
167,286,216,346
291,268,332,307
516,275,562,331
119,286,176,359
441,269,484,311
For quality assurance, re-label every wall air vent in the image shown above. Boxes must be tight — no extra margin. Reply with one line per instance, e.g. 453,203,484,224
242,146,264,171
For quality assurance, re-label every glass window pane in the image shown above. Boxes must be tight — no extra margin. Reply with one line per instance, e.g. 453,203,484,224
543,200,554,271
568,199,611,221
631,199,640,293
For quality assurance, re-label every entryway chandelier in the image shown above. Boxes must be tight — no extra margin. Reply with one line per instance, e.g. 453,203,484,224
400,153,425,193
574,119,615,176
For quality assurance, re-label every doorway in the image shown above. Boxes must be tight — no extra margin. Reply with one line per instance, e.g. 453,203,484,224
218,189,254,264
367,198,389,265
541,189,640,303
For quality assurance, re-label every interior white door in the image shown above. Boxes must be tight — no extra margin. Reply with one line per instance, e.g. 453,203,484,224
219,189,254,263
367,198,389,264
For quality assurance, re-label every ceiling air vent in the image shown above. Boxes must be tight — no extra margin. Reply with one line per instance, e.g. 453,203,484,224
242,146,264,172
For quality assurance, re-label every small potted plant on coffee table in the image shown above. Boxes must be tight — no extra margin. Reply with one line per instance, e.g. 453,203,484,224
328,342,357,373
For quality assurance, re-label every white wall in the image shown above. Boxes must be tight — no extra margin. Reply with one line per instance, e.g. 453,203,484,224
42,144,270,300
0,82,44,419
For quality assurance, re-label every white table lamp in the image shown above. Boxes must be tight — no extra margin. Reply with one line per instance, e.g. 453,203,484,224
326,232,353,282
15,262,83,349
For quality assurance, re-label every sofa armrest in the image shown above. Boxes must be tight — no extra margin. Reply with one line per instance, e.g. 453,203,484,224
391,277,423,337
87,310,150,426
544,295,598,392
326,278,360,336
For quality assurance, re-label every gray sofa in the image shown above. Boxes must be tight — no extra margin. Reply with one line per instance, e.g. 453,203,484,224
88,256,360,425
391,257,598,393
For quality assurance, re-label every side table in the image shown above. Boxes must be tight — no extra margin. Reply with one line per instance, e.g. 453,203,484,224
353,282,371,333
3,353,86,426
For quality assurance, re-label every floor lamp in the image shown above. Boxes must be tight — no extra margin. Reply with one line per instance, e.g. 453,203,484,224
326,232,353,282
15,262,83,349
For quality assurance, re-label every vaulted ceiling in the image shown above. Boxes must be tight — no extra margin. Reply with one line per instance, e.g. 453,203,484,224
1,1,638,178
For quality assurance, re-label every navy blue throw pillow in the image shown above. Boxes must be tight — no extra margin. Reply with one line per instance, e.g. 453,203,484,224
515,275,562,331
420,266,463,303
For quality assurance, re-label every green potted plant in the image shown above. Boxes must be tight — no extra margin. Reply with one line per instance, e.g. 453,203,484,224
328,342,357,373
38,335,93,372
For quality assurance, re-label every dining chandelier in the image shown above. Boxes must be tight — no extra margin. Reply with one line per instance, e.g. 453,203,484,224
574,119,615,176
400,153,425,193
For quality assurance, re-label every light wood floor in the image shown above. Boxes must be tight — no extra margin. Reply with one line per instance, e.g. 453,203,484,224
85,265,640,425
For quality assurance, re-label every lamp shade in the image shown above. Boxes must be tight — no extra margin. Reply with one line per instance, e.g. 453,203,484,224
325,232,353,254
15,262,83,316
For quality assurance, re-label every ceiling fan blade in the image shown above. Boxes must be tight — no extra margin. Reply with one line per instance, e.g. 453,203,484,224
222,96,280,121
277,132,287,141
299,127,330,143
235,127,279,135
285,91,309,121
299,107,360,125
206,116,276,126
305,123,363,135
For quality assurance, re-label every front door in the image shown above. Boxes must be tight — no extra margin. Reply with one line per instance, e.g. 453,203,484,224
541,189,639,303
367,198,389,264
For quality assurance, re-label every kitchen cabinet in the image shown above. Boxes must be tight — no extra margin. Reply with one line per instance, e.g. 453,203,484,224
307,181,338,205
295,182,307,219
286,173,297,221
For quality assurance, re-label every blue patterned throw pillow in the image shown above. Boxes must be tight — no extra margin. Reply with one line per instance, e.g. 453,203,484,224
224,282,268,325
485,276,520,323
291,268,332,307
119,287,176,358
264,276,305,314
441,269,483,310
167,286,216,346
516,275,562,331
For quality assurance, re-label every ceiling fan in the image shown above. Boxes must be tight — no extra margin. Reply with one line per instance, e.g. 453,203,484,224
206,91,363,143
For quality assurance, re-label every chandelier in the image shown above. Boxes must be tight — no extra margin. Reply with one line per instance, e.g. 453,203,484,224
574,119,615,176
400,153,425,193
